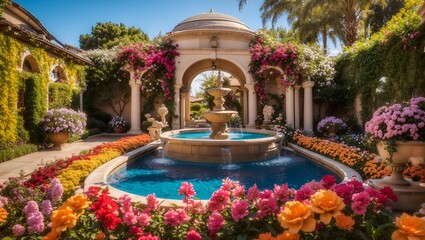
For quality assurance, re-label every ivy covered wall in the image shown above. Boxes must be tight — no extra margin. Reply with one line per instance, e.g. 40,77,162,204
0,32,86,148
335,0,425,124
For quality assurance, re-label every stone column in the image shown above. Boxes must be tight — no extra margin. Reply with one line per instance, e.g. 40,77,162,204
244,84,257,128
285,87,295,128
303,81,315,134
128,72,142,134
172,83,182,130
180,92,187,127
294,85,301,130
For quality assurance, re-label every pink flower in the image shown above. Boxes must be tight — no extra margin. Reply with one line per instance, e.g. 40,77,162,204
231,200,250,221
273,184,292,202
233,185,246,198
123,211,137,225
49,178,63,203
321,175,336,189
145,194,159,212
12,224,25,236
295,184,315,201
351,191,371,215
130,226,143,237
137,213,151,227
335,183,355,204
247,184,260,201
41,200,52,217
208,189,230,212
179,182,196,199
256,190,278,218
186,229,202,240
207,212,224,237
164,209,189,227
23,201,39,216
0,196,8,208
379,186,397,202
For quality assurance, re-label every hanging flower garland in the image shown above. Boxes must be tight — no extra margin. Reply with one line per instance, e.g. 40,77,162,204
248,36,302,106
117,40,179,116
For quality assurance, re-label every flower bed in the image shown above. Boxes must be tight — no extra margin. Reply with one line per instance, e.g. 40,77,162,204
292,134,425,182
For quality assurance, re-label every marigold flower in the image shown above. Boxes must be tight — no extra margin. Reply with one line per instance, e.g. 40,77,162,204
392,213,425,240
310,189,345,224
0,207,8,222
277,200,316,234
50,206,78,234
334,213,355,230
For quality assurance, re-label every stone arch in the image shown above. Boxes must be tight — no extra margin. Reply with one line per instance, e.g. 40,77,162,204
180,58,248,126
20,50,41,73
49,64,68,83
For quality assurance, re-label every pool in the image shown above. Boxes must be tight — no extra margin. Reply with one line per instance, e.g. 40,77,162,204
172,131,270,140
108,149,341,200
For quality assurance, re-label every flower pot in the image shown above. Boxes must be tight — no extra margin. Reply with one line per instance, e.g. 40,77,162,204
376,141,425,185
326,125,339,138
113,126,126,133
48,132,69,150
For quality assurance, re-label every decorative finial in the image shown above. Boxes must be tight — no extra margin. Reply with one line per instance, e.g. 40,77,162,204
216,71,223,88
210,9,214,13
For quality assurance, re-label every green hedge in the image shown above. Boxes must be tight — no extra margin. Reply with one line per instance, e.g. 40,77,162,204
0,144,37,163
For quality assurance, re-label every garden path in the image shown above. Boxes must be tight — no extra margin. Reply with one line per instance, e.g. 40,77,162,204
0,134,127,184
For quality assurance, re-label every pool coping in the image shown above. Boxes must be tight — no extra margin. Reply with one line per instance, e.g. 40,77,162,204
288,143,363,183
85,141,362,207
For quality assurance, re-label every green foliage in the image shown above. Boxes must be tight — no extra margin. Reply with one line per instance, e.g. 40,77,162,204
0,144,37,163
190,103,202,112
15,114,29,144
335,0,425,123
0,0,10,16
48,82,72,109
21,72,44,143
79,22,149,50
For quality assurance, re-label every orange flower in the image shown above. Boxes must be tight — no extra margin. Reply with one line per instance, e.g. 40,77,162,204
50,206,78,234
0,208,8,223
310,189,345,225
334,213,355,231
392,213,425,240
42,231,59,240
62,194,91,214
259,232,275,240
278,201,316,234
276,230,300,240
95,232,106,240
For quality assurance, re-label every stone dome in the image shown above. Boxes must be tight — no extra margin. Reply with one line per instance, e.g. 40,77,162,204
172,11,253,33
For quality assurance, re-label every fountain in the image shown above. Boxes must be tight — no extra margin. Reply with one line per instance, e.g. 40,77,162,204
160,72,284,163
201,72,237,139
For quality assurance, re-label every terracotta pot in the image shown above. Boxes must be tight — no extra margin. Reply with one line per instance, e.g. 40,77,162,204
376,141,425,163
376,141,425,185
326,125,339,138
113,126,126,133
48,132,69,150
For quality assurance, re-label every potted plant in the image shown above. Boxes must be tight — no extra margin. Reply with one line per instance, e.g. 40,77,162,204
365,97,425,185
317,116,347,138
109,116,129,133
39,108,87,150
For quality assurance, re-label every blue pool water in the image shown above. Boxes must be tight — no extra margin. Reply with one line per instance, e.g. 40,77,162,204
171,131,269,140
108,149,341,200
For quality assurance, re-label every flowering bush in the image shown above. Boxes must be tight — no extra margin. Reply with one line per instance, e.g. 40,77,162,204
39,108,87,135
299,45,335,87
317,116,347,135
365,97,425,142
267,113,294,140
109,116,128,128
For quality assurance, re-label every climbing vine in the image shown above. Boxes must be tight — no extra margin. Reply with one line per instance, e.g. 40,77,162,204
335,0,425,123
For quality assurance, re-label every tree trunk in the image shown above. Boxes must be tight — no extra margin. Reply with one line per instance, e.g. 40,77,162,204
322,26,328,54
345,12,358,46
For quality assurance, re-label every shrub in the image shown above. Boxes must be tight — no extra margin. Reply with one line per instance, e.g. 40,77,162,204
48,82,72,109
0,144,37,163
190,103,202,112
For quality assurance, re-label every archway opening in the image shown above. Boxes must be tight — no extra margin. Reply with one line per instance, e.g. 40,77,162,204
181,58,248,127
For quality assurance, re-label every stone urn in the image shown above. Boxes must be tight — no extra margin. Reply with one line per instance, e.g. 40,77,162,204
48,132,69,150
326,125,339,138
113,126,126,133
376,141,425,185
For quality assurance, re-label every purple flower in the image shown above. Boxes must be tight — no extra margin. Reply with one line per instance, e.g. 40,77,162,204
23,201,39,216
12,224,25,236
41,200,52,216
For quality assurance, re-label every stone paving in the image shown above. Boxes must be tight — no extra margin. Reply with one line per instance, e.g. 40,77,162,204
0,134,127,183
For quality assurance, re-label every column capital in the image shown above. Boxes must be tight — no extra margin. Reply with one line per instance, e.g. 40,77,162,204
129,78,141,87
295,85,302,90
244,84,255,91
174,82,183,89
302,81,315,89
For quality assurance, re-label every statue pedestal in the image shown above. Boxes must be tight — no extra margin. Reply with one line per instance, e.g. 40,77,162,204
369,178,425,211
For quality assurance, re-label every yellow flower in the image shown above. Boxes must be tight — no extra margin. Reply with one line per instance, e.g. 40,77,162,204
392,213,425,240
50,206,78,234
0,208,8,223
62,194,91,214
276,230,300,240
334,213,355,231
278,201,316,234
310,189,345,225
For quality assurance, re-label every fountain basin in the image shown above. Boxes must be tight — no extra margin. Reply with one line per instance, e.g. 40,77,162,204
160,128,283,163
207,87,231,98
202,110,237,123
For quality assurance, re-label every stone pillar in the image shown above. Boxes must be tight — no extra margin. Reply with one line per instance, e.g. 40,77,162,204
285,87,295,128
294,85,301,130
180,92,187,127
303,81,315,134
244,84,257,127
172,83,182,130
128,72,142,134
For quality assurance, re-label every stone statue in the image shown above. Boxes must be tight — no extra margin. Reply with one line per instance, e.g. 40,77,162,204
148,121,164,140
157,104,168,126
262,105,274,124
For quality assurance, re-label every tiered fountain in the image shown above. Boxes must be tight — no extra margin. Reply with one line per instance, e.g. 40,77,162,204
160,72,283,163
